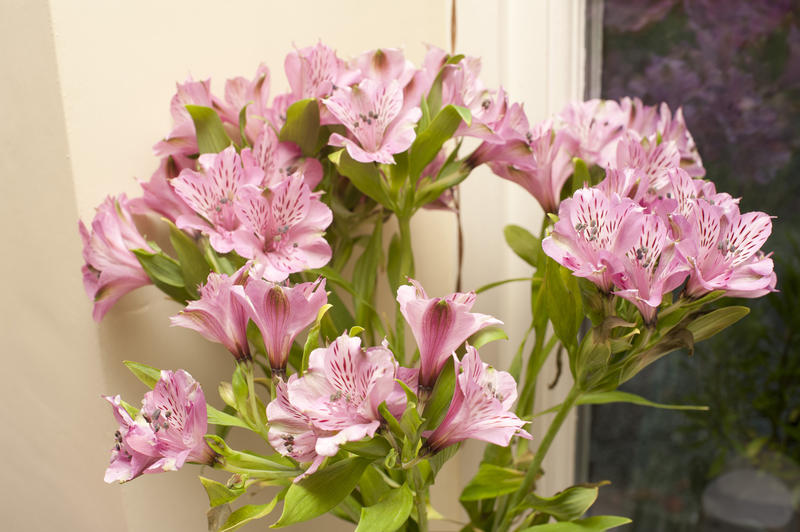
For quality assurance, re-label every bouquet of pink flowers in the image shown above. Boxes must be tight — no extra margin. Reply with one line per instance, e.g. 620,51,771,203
80,43,775,531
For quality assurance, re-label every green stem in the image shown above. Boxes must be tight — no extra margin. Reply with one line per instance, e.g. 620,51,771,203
245,362,270,441
500,384,582,531
394,215,415,364
412,467,429,532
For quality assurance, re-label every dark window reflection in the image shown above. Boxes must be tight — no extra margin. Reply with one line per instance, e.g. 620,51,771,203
587,2,800,530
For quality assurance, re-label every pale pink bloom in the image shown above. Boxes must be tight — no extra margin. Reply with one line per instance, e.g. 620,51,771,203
232,277,327,374
283,334,401,457
483,114,575,213
402,45,448,115
103,395,158,483
679,200,775,298
615,98,704,177
323,78,422,164
104,369,214,483
79,195,152,322
542,187,644,292
267,381,324,477
136,369,215,472
232,173,332,282
598,166,651,205
284,43,355,101
131,157,195,223
170,270,251,361
558,99,627,168
351,48,416,88
655,103,705,178
423,347,530,452
249,123,323,189
172,146,264,253
396,279,502,390
219,63,271,142
153,78,220,166
612,214,690,324
441,56,507,141
615,135,681,193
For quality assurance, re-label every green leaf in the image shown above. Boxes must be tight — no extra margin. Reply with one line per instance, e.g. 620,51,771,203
132,248,191,302
355,484,414,532
329,149,394,209
302,304,332,373
353,216,384,326
460,464,524,501
519,515,632,531
278,99,321,156
545,258,580,349
185,105,232,154
273,457,371,527
123,360,161,389
207,405,250,429
167,221,211,298
205,436,298,477
466,326,508,350
221,493,284,532
517,483,607,522
386,233,404,295
421,358,456,430
199,476,246,507
414,164,471,209
408,104,471,179
340,437,392,459
504,225,541,267
577,391,709,412
686,306,750,343
536,390,709,418
238,104,250,148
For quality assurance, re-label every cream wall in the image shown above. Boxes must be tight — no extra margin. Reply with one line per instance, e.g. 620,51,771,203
1,0,585,530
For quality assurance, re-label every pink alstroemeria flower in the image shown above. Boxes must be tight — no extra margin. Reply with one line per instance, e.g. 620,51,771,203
266,381,324,478
613,214,690,324
282,334,401,458
103,395,158,483
132,157,196,223
440,56,507,141
423,347,530,452
249,123,323,189
351,48,416,88
170,270,251,361
396,279,502,390
558,99,627,168
482,113,575,214
679,200,775,298
154,78,221,167
542,187,644,292
615,135,681,194
172,145,264,253
324,78,422,164
232,277,327,375
284,43,354,101
79,195,152,322
232,173,332,282
104,369,215,483
218,63,271,141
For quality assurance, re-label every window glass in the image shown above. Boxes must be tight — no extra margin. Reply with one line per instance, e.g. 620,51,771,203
587,2,800,530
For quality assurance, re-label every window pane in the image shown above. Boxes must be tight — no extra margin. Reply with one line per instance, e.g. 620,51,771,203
587,2,800,530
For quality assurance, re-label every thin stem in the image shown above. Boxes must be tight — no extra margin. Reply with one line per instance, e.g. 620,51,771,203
500,384,582,531
412,467,429,532
245,362,270,441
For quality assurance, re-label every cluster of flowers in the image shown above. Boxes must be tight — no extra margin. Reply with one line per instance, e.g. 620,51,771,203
106,274,529,482
79,43,517,322
535,99,775,323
